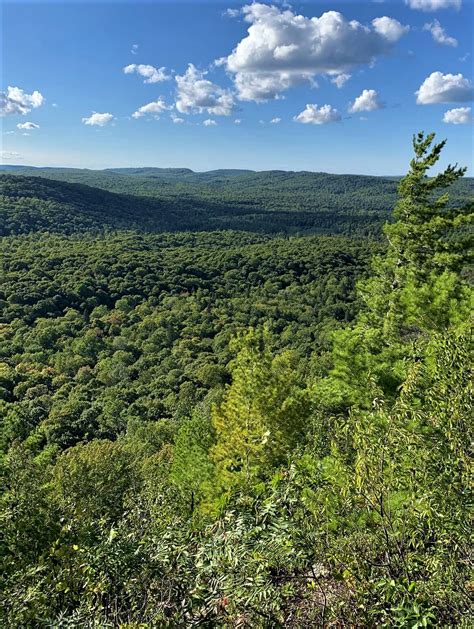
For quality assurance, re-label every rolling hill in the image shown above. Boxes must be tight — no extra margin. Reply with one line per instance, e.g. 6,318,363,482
1,168,472,237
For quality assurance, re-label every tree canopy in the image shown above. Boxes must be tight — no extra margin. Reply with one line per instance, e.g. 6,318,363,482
0,133,472,626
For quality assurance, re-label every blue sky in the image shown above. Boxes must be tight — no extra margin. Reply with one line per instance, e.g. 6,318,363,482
1,0,473,174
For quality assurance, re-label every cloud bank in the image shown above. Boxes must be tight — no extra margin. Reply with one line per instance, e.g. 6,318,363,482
220,4,409,101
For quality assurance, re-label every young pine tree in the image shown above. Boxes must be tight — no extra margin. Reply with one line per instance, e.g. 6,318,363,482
211,328,309,493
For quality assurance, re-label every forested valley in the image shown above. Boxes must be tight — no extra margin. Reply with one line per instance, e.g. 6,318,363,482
0,133,472,627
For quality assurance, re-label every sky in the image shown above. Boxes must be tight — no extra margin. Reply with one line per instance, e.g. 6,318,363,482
1,0,473,174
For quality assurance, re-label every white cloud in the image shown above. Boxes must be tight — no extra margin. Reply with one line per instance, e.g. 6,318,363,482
1,150,22,161
232,71,304,102
331,73,351,88
423,20,457,46
225,8,241,18
3,130,15,135
123,63,170,83
416,71,473,104
221,4,409,101
131,44,139,55
170,113,185,124
349,89,385,113
405,0,461,10
132,97,172,119
372,17,410,42
294,103,341,125
175,64,235,115
270,117,281,123
1,86,44,116
203,119,217,126
459,52,470,62
234,118,242,124
17,121,40,130
82,112,114,126
443,106,471,124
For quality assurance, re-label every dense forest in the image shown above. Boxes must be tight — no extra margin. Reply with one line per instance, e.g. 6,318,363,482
2,165,473,237
0,133,472,626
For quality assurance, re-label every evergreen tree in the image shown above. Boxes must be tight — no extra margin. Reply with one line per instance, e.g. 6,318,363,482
211,329,309,492
170,406,216,514
323,133,472,407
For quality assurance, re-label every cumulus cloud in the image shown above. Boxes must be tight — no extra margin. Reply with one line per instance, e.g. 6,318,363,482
82,112,114,126
372,16,410,42
131,44,139,55
221,4,409,101
1,86,44,116
348,89,385,113
423,20,457,46
132,97,172,119
405,0,461,10
234,118,242,124
416,71,473,104
233,71,305,102
123,64,170,83
17,121,40,130
294,103,341,125
203,119,217,126
443,106,471,124
175,64,235,115
270,117,281,123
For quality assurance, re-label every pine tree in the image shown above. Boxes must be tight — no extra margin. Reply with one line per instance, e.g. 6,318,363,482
170,406,216,514
387,132,468,275
322,132,472,407
211,328,309,492
380,132,471,335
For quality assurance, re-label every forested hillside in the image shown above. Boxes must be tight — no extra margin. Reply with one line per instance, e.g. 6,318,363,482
0,173,388,237
2,167,473,238
0,176,387,238
1,134,472,626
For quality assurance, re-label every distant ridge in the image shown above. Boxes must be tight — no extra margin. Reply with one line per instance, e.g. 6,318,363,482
2,170,472,239
0,164,394,178
0,165,256,176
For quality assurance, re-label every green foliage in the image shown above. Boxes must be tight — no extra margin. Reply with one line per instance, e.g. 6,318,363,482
0,231,372,455
2,168,472,237
0,134,472,626
320,132,472,408
170,404,216,513
211,329,310,492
